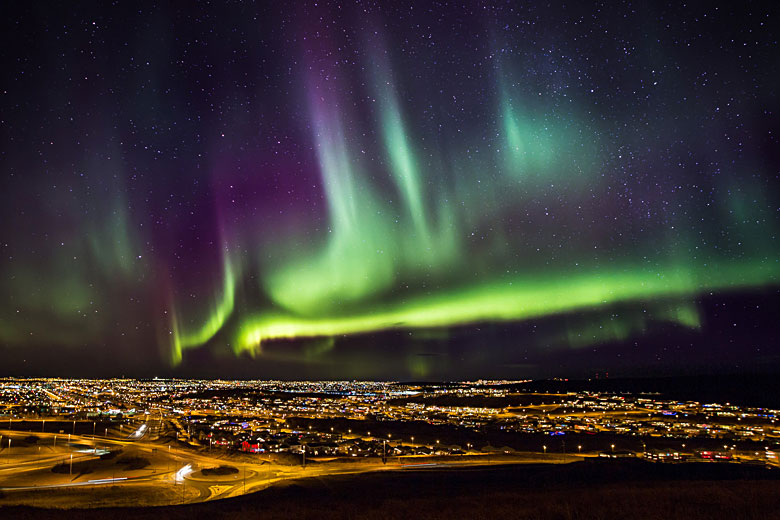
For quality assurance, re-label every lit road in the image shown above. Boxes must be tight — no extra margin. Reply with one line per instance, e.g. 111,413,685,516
0,426,580,506
2,424,775,507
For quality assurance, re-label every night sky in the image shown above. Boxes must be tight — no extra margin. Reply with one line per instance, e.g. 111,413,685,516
1,2,778,380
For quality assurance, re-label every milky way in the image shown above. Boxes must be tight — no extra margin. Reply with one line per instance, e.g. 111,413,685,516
1,2,778,376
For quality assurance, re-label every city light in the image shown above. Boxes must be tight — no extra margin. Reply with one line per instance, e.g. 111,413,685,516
0,377,777,509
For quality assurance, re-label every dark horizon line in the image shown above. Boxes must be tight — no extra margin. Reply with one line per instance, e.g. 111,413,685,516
2,371,779,383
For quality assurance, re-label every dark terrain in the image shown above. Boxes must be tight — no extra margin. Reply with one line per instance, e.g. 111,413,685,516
2,459,779,519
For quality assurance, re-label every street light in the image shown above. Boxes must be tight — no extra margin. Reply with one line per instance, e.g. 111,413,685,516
611,444,615,452
543,445,547,454
578,445,582,453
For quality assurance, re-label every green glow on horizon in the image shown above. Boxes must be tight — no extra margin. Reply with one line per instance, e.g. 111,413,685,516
559,300,701,349
0,179,147,346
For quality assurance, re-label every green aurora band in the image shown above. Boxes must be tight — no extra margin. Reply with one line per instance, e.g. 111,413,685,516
163,52,780,365
236,260,772,356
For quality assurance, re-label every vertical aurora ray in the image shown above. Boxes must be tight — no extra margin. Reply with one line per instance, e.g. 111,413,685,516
263,53,469,318
374,61,432,248
497,73,596,187
170,252,237,364
87,203,144,278
263,81,398,315
501,92,553,177
371,50,463,270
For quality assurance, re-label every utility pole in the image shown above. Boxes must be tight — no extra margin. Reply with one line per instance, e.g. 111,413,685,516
562,440,566,463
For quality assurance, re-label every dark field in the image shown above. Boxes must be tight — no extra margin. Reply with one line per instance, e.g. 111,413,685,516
2,460,779,519
1,420,117,436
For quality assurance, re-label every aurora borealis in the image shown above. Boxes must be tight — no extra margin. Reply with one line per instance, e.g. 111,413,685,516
1,2,778,378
